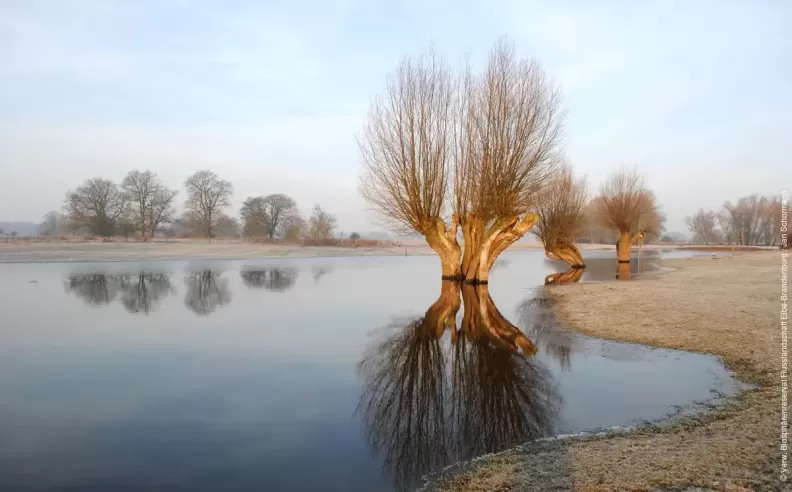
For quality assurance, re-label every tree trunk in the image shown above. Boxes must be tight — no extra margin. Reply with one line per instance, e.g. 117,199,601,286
460,216,483,279
460,213,537,284
616,231,642,263
486,213,539,272
424,217,462,280
544,241,584,268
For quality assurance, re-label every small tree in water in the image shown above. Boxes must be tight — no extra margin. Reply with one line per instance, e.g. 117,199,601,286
359,41,562,283
594,169,664,265
533,165,588,268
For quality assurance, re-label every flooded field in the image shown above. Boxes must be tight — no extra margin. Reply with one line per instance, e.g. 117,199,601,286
0,250,741,491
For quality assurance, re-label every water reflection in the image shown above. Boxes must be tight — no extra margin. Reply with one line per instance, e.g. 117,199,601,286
616,262,632,280
544,250,664,282
311,266,333,282
66,272,174,314
118,273,174,314
357,282,560,490
544,268,583,285
240,268,298,291
66,274,121,306
517,296,577,369
184,270,231,315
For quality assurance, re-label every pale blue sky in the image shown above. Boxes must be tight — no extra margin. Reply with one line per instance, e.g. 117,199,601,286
1,0,790,234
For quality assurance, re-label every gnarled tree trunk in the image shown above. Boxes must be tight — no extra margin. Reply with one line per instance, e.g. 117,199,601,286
424,216,463,280
544,241,584,268
459,213,538,284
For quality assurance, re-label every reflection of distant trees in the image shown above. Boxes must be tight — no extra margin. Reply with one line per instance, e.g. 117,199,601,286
66,274,121,305
184,270,231,315
239,268,298,292
118,273,174,314
357,283,560,490
66,272,174,314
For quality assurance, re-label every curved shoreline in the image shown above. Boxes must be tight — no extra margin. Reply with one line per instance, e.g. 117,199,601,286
427,251,780,492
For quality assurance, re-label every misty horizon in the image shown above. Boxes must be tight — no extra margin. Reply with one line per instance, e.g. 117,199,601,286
1,1,789,235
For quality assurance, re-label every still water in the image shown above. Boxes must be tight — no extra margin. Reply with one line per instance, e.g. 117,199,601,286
0,250,739,491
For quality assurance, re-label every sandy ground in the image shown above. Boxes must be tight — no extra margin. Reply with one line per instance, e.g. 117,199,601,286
432,251,783,492
0,239,698,263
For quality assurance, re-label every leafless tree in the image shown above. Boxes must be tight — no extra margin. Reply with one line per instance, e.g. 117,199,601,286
215,214,241,238
758,196,782,246
720,195,783,246
240,196,268,237
64,178,129,236
283,214,307,240
262,194,297,238
308,204,337,240
122,170,178,239
684,209,719,244
359,41,562,283
184,170,233,238
533,165,587,267
594,169,664,263
240,194,298,239
38,210,67,236
717,206,738,244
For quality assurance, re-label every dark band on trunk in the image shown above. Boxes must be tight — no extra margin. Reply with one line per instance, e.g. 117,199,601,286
463,279,489,285
571,264,586,269
618,260,631,264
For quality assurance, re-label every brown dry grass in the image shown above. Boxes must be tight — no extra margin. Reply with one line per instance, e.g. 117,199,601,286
436,252,783,492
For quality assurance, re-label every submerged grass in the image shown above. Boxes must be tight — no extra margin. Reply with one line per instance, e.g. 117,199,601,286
433,252,781,492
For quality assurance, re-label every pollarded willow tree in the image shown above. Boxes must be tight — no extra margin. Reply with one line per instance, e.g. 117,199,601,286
359,42,562,283
594,169,664,264
533,164,587,268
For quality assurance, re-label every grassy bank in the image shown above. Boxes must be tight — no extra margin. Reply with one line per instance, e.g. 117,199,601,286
434,252,782,492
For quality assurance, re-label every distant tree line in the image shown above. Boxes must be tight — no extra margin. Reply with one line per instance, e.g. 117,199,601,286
684,194,782,246
38,170,338,241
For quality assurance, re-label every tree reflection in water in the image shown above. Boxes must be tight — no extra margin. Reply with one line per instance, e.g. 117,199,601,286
616,261,632,280
239,268,298,292
357,282,560,490
544,267,584,285
184,270,231,315
117,273,174,314
66,272,174,314
66,274,121,306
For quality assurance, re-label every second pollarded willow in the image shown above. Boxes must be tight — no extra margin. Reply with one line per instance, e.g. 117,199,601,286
359,41,562,283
